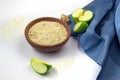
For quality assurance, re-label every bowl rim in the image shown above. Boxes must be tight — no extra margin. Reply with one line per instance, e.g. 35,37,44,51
25,17,70,47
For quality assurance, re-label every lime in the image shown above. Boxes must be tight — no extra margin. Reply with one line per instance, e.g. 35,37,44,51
72,8,93,22
73,21,88,33
78,10,93,22
30,58,52,75
72,8,84,23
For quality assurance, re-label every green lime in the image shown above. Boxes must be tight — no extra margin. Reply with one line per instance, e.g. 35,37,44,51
72,8,93,22
72,8,84,23
30,58,52,75
78,10,93,22
73,21,88,33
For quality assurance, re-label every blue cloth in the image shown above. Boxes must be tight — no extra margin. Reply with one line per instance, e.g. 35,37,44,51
68,0,120,80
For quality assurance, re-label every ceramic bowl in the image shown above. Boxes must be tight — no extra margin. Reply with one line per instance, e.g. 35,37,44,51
24,17,70,52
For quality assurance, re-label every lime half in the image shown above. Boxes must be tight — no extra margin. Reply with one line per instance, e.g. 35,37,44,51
72,8,93,22
73,21,88,33
78,10,93,22
72,8,84,23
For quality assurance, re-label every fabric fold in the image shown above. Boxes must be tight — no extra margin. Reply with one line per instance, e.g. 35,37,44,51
69,0,115,65
68,0,120,79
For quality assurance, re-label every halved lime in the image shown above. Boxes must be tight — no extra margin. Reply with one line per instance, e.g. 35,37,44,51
73,21,88,33
30,58,52,75
78,10,93,22
72,8,84,23
72,8,93,23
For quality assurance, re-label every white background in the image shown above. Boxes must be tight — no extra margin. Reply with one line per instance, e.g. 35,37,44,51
0,0,101,80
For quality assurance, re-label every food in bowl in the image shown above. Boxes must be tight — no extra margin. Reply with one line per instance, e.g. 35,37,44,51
28,21,67,46
25,17,70,52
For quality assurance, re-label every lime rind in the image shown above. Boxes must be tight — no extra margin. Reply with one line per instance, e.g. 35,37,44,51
46,64,52,70
31,58,46,64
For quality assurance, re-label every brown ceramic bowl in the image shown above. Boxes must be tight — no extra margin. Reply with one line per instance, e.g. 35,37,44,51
24,17,70,52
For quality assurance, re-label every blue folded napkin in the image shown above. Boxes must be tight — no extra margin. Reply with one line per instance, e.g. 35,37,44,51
68,0,120,80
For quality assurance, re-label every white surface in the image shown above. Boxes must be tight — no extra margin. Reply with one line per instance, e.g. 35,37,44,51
0,0,101,80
